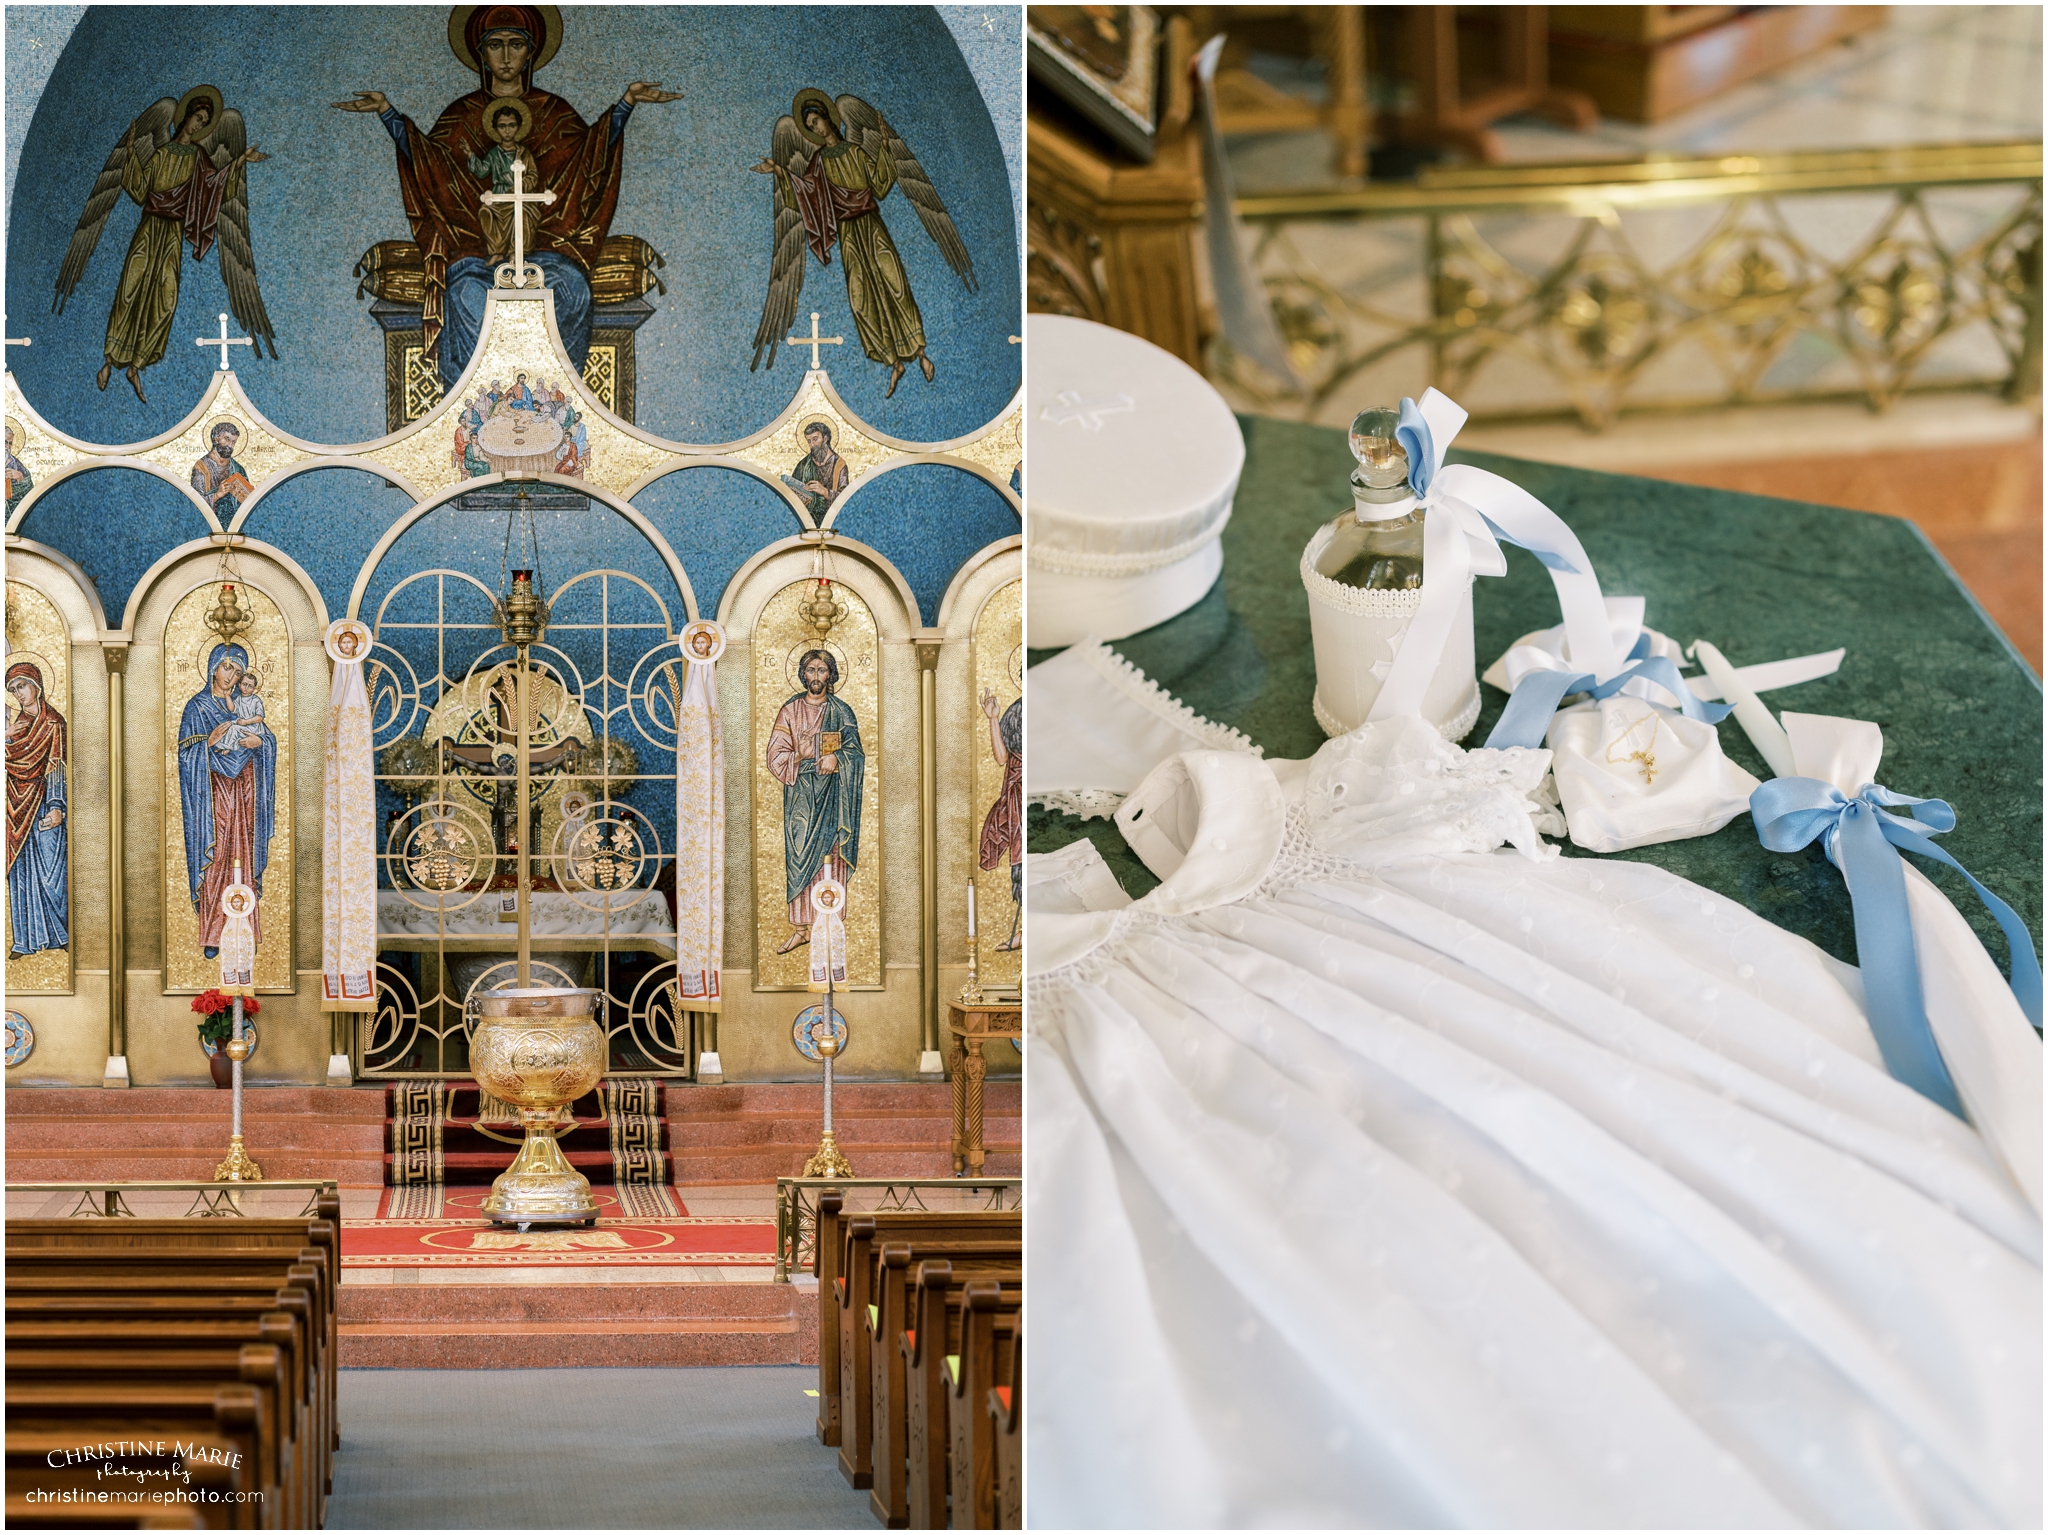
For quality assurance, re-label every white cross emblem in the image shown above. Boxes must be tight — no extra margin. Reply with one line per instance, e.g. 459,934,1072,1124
1039,390,1136,432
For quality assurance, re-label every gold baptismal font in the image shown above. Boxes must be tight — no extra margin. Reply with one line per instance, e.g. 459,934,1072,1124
471,563,607,1227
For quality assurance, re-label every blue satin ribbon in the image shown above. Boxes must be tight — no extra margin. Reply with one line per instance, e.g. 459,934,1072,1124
1484,634,1734,749
1752,777,2045,1116
1396,398,1435,499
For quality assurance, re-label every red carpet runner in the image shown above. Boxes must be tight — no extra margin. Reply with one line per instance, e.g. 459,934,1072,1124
348,1185,776,1268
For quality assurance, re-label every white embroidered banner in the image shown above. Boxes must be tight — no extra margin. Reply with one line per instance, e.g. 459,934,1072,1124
808,876,848,991
321,619,377,1010
219,863,257,996
676,620,726,1010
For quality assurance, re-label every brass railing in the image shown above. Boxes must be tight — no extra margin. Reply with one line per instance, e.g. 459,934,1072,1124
6,1180,340,1219
773,1175,1022,1282
1224,141,2043,428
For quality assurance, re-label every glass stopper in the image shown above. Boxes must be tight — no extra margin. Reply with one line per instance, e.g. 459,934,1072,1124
1347,406,1408,490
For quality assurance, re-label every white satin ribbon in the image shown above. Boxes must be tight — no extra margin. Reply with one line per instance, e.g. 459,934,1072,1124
1366,389,1620,723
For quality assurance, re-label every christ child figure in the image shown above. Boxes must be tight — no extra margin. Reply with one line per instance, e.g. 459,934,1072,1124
468,100,541,266
230,671,269,750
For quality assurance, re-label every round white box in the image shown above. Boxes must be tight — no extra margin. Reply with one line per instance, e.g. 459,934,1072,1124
1027,316,1244,647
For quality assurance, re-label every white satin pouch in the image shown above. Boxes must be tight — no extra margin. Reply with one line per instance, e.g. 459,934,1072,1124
1546,697,1761,853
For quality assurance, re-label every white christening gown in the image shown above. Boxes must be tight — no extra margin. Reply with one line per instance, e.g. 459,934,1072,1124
1027,719,2040,1529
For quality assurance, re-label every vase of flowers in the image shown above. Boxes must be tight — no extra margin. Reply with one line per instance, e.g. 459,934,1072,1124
192,989,259,1089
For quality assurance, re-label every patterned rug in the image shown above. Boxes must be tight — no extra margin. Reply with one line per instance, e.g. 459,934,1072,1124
349,1185,776,1268
386,1078,668,1194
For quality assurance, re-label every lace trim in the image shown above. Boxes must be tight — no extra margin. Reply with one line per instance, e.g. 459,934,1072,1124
1029,788,1127,821
1028,515,1228,578
1313,682,1481,744
1300,521,1432,617
1074,641,1264,758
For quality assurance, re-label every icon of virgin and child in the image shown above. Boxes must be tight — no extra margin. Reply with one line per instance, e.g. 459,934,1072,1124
176,643,276,959
332,4,680,384
766,649,864,956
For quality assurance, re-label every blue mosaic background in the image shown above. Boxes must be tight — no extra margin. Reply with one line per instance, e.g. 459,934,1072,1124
8,5,1018,447
6,7,1021,634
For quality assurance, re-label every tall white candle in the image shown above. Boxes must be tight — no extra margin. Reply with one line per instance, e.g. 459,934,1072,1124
1694,640,1796,780
966,880,976,939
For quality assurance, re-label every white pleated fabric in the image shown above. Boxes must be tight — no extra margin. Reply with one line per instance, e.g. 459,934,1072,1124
320,620,376,1010
674,630,724,1010
1027,726,2041,1529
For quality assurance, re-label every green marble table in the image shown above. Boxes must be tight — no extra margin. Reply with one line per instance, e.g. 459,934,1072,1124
1029,413,2043,970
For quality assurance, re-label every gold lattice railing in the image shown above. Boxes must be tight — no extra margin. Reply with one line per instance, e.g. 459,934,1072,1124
1222,142,2042,429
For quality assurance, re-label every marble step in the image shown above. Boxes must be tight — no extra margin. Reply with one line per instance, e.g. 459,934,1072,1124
336,1281,816,1368
6,1086,389,1187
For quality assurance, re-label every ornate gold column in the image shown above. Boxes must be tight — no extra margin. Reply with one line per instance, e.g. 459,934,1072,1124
914,634,944,1076
102,642,129,1089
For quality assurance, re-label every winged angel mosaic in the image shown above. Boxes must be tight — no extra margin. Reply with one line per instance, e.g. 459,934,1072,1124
750,89,977,398
51,85,276,403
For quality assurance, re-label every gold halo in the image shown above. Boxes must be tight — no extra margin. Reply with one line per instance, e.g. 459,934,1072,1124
791,88,841,144
797,414,842,450
4,416,20,453
448,5,563,72
203,416,244,449
480,95,533,142
785,640,849,697
1008,644,1024,693
4,650,55,710
176,84,225,131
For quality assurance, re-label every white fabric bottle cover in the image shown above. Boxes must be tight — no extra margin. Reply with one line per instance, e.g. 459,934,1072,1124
321,618,377,1010
675,620,726,1011
1028,315,1244,646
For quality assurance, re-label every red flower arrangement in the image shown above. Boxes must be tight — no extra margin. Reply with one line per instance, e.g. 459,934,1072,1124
192,989,260,1047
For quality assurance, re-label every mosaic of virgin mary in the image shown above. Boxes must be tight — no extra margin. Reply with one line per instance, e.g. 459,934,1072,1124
6,660,69,957
177,642,276,958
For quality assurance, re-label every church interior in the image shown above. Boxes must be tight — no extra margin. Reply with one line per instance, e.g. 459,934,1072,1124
5,4,1022,1527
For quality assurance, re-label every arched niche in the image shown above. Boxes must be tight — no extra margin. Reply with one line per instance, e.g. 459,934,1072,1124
934,538,1023,1003
122,539,329,1087
714,535,924,1083
2,542,110,1084
233,466,418,625
629,465,803,624
14,466,215,628
826,462,1021,624
346,478,698,628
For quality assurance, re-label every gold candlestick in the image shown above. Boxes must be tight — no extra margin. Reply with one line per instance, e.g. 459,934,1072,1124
801,1004,854,1179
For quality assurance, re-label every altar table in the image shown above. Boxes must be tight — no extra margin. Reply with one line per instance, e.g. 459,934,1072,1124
1029,414,2043,971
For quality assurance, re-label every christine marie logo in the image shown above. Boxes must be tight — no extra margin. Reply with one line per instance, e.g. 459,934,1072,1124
45,1439,245,1481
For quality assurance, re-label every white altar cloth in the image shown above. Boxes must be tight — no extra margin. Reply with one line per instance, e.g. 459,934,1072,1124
377,890,672,938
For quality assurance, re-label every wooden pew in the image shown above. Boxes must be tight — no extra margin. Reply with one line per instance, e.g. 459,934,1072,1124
9,1219,337,1481
6,1498,204,1530
868,1240,1021,1529
4,1350,299,1532
902,1265,1021,1530
6,1428,241,1530
7,1260,331,1514
836,1212,1021,1492
990,1319,1021,1530
6,1287,328,1525
8,1214,341,1467
4,1385,268,1530
813,1190,846,1447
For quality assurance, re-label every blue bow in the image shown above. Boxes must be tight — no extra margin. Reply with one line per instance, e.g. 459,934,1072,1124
1396,397,1434,500
1751,777,2044,1116
1484,632,1733,749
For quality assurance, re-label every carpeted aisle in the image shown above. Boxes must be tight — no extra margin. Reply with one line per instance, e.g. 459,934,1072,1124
328,1367,861,1529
